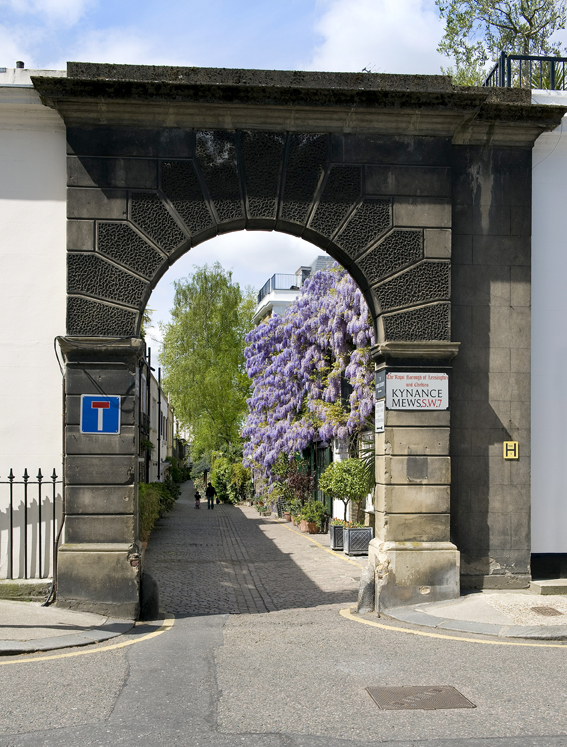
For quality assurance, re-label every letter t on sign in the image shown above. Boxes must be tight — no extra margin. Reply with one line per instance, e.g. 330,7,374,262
92,400,110,431
503,441,519,460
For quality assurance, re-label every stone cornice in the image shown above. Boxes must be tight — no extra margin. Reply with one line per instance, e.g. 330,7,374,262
57,336,144,362
30,64,567,146
371,341,460,362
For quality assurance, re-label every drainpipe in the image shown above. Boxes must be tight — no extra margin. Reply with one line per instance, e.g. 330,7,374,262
157,367,161,482
146,348,151,482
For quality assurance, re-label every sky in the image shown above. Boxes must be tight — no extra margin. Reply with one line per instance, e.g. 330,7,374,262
1,0,453,356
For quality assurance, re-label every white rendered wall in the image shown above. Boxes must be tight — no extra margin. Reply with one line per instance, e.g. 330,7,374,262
0,72,66,577
252,288,300,323
531,91,567,552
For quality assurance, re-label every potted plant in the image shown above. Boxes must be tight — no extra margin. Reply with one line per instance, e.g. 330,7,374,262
287,498,301,526
319,458,373,554
299,501,326,534
343,521,374,556
329,519,346,551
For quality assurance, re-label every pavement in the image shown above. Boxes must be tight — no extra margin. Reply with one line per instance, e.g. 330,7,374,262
384,589,567,640
2,482,567,746
0,598,134,654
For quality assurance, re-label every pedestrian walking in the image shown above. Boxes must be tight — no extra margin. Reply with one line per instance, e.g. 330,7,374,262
205,481,216,510
194,489,201,509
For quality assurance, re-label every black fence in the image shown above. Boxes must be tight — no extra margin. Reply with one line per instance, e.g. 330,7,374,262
0,469,63,580
484,51,567,90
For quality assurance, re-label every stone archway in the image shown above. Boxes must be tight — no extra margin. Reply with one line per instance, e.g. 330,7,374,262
63,128,451,344
34,63,563,617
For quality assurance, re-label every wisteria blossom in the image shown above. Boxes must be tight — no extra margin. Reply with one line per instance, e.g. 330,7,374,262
242,264,375,478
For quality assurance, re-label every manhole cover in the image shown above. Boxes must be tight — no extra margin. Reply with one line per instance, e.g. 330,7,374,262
366,686,476,711
531,606,563,616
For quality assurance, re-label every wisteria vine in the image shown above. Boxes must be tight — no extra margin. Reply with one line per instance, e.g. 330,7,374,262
242,265,375,478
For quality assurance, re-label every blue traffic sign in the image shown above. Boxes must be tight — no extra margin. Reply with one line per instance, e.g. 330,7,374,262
80,395,121,434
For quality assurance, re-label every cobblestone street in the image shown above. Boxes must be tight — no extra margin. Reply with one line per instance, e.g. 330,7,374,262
144,481,360,617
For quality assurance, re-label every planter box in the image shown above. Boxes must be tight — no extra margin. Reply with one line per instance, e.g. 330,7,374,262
300,520,319,534
329,525,344,551
284,512,292,522
343,526,373,556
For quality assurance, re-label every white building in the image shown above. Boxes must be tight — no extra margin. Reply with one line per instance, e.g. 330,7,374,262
0,68,182,579
139,355,177,484
0,66,67,480
253,255,334,324
531,89,567,556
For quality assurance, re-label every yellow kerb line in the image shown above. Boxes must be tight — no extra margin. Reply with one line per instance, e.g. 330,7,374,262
0,613,175,666
340,607,567,648
274,517,365,569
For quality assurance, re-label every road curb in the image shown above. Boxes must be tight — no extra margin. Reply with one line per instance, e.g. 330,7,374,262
384,606,567,640
0,618,135,656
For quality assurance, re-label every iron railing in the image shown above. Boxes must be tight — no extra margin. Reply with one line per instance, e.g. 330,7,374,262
484,51,567,90
0,469,62,580
257,274,301,304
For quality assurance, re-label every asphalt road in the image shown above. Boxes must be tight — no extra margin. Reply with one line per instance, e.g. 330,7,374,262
2,485,567,747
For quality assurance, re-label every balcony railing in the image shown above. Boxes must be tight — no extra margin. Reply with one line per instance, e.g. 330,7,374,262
257,274,301,304
484,51,567,90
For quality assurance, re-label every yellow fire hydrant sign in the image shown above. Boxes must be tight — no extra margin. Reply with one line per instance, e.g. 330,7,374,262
503,441,519,459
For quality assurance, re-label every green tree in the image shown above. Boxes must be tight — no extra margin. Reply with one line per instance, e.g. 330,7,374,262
318,458,368,522
211,456,231,502
229,461,252,503
161,263,255,459
436,0,567,84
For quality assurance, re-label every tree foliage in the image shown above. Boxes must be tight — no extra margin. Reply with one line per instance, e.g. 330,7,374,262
242,265,375,478
161,263,255,458
210,456,251,504
436,0,567,84
318,459,368,522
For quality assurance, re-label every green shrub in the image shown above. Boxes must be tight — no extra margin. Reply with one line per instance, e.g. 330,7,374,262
229,461,251,504
145,481,180,515
289,498,302,518
300,500,328,526
211,457,231,502
138,478,182,542
165,455,191,483
138,483,161,542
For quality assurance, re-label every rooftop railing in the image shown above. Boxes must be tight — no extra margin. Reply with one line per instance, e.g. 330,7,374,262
257,274,300,304
484,51,567,90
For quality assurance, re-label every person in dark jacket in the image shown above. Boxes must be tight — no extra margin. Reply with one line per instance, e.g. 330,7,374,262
194,489,201,509
205,482,216,510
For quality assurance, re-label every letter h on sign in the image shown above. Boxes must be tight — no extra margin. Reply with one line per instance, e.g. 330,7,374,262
503,441,519,460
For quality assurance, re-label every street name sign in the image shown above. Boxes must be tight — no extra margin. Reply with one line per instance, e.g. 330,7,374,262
385,372,449,411
375,370,386,401
80,395,121,434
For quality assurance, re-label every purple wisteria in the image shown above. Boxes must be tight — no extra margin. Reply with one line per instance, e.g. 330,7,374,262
242,265,375,477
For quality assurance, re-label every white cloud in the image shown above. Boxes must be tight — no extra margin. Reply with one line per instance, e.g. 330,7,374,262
55,27,195,68
0,0,92,26
0,23,40,67
309,0,448,75
146,231,323,326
